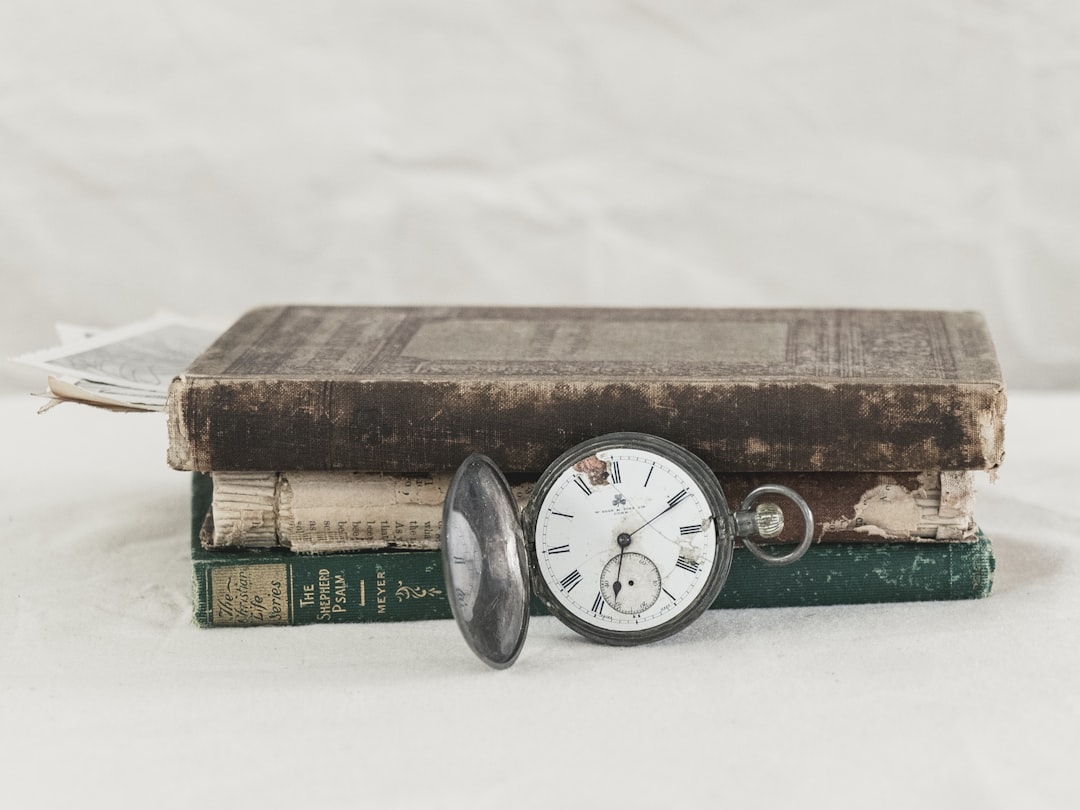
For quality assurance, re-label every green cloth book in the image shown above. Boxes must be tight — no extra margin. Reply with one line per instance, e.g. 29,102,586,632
190,475,995,628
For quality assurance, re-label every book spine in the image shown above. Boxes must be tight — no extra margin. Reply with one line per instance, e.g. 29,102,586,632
717,534,995,609
205,470,977,552
168,377,1006,474
192,548,452,627
190,477,995,628
192,535,996,628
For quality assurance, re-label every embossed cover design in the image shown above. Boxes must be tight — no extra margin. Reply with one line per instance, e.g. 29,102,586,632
168,306,1006,474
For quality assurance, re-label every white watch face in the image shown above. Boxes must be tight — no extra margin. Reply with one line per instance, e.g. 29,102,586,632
532,443,722,637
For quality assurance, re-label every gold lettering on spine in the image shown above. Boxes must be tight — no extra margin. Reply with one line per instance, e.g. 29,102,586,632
210,564,289,626
377,570,387,614
316,569,350,620
299,583,315,608
317,568,331,621
334,573,347,614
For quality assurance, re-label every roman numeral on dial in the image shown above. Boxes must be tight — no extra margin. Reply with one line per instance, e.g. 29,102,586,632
573,476,592,496
560,569,583,592
679,524,703,535
610,461,622,484
675,556,700,574
591,592,605,614
668,488,689,509
546,544,571,554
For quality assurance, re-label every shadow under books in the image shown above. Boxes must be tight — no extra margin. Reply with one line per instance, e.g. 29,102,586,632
985,530,1068,597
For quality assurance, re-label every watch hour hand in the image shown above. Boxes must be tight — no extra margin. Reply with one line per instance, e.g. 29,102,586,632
611,532,631,603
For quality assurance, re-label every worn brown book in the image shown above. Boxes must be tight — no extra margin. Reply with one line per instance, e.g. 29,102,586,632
167,307,1006,474
205,469,978,553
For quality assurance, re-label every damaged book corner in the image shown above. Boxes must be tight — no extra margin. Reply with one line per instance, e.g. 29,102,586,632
167,306,1004,639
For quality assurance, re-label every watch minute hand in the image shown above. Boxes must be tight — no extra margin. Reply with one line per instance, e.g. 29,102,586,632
627,488,688,538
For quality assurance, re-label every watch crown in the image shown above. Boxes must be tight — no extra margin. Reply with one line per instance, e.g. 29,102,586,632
753,502,784,539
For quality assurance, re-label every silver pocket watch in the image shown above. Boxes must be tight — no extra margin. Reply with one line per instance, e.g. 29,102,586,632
442,432,815,668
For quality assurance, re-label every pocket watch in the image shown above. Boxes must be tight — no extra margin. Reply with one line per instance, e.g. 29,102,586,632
442,432,814,668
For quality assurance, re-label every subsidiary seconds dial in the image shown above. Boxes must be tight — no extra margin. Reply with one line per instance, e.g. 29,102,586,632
599,552,661,614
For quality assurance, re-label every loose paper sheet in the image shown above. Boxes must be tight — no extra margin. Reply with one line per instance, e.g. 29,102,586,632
15,314,222,412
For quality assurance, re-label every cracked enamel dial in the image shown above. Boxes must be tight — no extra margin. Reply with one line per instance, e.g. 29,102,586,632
523,433,734,645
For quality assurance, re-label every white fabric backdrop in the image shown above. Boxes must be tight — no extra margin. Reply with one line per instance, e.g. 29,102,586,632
3,5,1080,808
2,1,1079,390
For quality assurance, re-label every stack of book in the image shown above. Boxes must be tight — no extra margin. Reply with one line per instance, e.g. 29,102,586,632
168,306,1005,628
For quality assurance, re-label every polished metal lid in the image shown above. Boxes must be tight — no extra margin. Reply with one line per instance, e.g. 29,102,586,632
442,454,530,669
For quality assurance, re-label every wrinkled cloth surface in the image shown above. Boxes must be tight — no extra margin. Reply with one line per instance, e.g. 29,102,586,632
1,391,1076,809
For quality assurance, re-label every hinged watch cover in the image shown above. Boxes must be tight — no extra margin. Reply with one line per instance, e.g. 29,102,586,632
442,454,530,669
